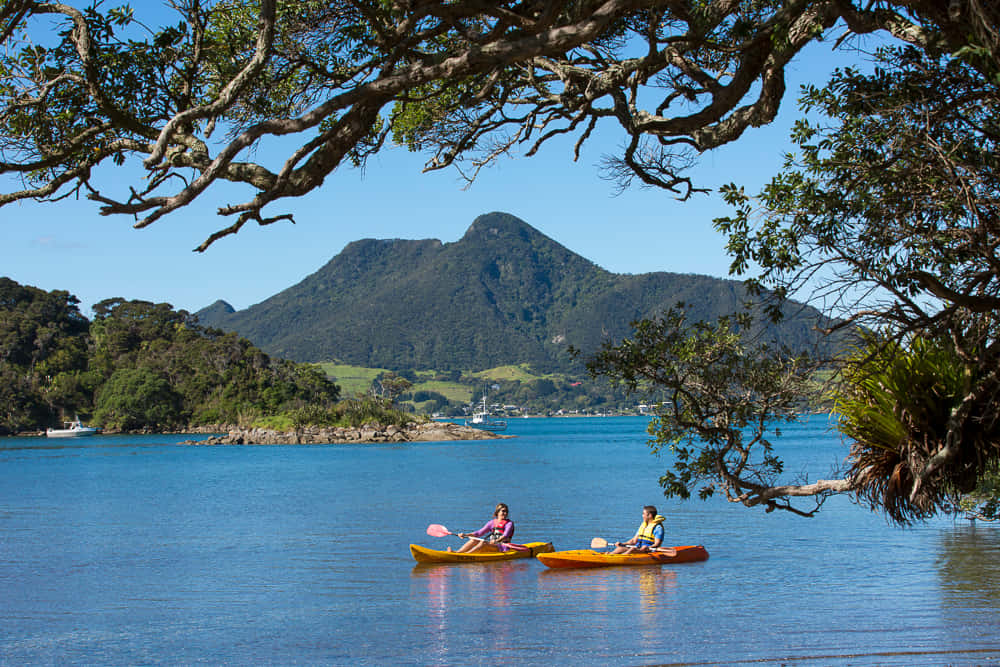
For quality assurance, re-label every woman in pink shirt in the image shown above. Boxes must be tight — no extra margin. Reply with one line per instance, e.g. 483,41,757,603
453,502,515,553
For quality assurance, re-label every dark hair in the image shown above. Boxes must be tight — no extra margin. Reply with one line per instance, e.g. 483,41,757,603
643,505,658,515
494,502,510,518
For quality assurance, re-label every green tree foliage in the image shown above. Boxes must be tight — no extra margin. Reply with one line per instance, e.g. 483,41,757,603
0,279,340,432
586,305,848,517
93,367,183,430
372,371,412,405
261,397,419,430
705,18,1000,521
528,378,557,397
411,390,447,403
0,277,90,432
87,298,341,429
716,45,1000,340
959,464,1000,522
406,389,450,414
585,3,1000,524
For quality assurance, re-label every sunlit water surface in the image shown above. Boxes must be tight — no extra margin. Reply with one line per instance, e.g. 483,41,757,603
1,417,999,665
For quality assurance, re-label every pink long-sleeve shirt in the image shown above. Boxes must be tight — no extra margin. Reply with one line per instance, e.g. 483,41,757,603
471,518,515,550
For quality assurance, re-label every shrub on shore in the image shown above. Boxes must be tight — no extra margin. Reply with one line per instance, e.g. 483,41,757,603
250,398,424,431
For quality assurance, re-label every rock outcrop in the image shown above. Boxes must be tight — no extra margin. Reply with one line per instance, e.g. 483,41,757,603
185,421,511,445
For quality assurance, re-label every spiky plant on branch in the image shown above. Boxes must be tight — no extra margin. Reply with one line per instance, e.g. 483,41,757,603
836,334,1000,524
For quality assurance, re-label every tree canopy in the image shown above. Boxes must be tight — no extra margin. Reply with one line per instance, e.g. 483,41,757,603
0,0,990,249
586,306,846,518
710,37,1000,522
591,4,1000,523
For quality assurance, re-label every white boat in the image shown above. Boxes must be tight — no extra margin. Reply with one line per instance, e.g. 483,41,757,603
465,395,507,432
46,419,99,438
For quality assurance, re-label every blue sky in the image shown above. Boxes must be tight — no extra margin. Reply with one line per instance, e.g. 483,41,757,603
1,12,869,318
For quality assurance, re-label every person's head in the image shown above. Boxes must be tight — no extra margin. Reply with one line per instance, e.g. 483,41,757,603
493,502,510,519
642,505,657,521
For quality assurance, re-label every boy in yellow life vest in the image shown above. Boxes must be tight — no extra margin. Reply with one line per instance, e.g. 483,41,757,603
610,505,665,554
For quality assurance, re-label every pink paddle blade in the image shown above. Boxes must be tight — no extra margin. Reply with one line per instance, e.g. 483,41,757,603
426,523,452,537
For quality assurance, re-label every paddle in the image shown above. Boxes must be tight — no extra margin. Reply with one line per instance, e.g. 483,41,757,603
426,523,465,538
590,537,676,556
426,523,531,552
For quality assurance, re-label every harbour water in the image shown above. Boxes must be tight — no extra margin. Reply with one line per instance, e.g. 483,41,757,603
1,416,998,665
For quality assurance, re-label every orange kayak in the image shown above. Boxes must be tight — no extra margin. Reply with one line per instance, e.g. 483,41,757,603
536,545,709,569
410,541,554,563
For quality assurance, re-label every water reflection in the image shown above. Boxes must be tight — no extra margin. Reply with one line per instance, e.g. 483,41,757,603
538,566,677,652
411,564,452,664
410,562,526,663
638,568,677,651
937,524,1000,609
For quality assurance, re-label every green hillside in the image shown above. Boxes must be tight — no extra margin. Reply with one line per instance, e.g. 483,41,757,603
197,212,841,372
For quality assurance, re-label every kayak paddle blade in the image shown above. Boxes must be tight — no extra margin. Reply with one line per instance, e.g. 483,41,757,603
426,523,452,537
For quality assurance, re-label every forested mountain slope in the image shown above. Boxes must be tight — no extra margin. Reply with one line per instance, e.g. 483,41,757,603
197,213,837,371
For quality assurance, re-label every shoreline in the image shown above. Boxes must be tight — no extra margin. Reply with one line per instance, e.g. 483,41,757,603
2,413,670,439
183,421,514,445
2,422,514,443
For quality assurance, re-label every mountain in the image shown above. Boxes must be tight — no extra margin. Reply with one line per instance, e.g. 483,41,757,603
196,212,836,371
197,299,236,321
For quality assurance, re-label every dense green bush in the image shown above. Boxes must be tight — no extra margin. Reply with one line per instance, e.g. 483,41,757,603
0,280,342,433
93,367,184,430
0,279,91,432
250,398,421,431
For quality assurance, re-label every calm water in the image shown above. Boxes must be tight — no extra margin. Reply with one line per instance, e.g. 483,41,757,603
1,416,999,665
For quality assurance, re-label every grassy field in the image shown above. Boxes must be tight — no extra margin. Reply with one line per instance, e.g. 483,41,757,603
317,363,389,396
471,364,558,383
317,363,499,403
316,362,562,405
410,380,474,403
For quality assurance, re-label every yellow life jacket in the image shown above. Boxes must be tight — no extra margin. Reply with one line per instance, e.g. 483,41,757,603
636,515,665,546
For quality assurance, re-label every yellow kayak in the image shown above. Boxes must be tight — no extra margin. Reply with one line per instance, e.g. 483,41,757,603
409,541,554,563
536,545,709,569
